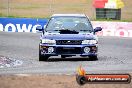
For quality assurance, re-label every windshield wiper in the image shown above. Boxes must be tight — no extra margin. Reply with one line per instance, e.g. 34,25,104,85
54,29,60,31
80,30,92,32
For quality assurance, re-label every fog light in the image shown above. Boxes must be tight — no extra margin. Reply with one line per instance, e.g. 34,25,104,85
41,49,47,54
48,47,54,53
84,47,90,53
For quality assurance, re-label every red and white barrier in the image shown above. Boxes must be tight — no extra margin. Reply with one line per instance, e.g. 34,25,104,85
92,21,132,37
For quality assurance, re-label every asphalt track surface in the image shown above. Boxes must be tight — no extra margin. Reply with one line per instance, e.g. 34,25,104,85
0,32,132,74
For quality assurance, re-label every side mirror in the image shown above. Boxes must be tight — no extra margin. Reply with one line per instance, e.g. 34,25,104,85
36,26,43,31
94,27,102,33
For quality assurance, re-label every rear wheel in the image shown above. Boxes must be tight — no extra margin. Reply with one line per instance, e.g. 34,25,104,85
89,55,98,61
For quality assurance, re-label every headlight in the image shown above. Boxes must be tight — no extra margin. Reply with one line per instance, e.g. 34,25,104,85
82,40,97,44
41,39,56,44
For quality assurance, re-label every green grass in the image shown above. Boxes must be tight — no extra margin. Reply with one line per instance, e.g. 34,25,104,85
0,0,132,21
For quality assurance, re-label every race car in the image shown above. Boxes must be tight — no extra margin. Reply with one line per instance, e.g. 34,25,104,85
36,14,102,61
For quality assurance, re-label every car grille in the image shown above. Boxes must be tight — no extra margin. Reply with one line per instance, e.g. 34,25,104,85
56,47,82,54
56,40,82,45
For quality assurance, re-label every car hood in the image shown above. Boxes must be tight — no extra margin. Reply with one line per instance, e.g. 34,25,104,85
41,32,97,40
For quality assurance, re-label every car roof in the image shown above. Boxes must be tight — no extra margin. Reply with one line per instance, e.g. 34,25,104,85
51,14,87,17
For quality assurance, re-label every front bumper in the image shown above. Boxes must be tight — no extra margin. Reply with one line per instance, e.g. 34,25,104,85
39,44,98,56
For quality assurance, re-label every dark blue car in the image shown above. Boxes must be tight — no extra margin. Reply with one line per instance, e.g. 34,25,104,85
36,14,102,61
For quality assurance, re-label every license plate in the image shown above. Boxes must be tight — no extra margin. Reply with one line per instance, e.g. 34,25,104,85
63,47,75,49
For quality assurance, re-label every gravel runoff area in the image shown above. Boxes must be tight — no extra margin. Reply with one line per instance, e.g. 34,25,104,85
0,55,23,68
0,74,132,88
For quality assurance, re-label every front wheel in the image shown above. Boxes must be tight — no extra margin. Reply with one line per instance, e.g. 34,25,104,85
39,54,49,61
39,45,49,61
39,50,49,61
61,55,66,58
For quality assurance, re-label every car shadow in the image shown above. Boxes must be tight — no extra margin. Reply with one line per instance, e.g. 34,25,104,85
47,57,97,62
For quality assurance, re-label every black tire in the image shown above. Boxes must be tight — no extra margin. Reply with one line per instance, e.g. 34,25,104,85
39,54,49,61
89,55,98,61
76,75,86,85
61,55,66,58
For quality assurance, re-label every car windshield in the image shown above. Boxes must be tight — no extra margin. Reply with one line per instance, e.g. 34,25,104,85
45,16,93,32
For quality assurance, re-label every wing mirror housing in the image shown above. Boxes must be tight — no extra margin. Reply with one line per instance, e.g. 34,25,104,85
36,26,44,31
94,27,102,33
